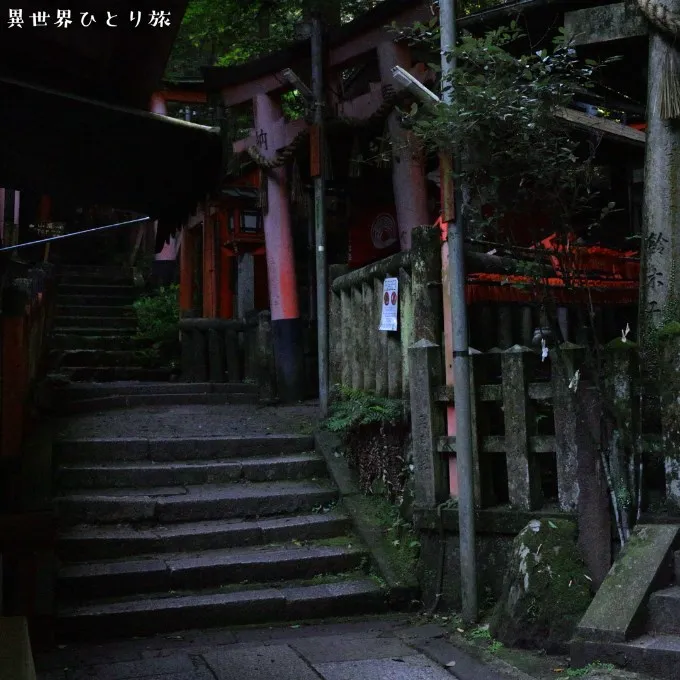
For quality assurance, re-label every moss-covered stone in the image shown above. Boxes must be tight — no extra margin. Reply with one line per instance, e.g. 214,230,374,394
489,518,592,653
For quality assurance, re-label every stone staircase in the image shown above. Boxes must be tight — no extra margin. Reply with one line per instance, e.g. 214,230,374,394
50,264,170,382
52,424,387,641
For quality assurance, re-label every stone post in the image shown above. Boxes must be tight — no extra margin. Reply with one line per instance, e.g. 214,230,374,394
409,339,448,507
207,328,225,382
661,332,680,506
603,340,637,532
256,311,276,401
363,280,377,392
410,225,443,344
340,289,352,388
375,281,389,396
236,252,255,319
351,285,364,390
551,342,585,511
502,345,542,510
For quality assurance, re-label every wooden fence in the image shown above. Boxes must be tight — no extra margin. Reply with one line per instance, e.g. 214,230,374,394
179,311,276,398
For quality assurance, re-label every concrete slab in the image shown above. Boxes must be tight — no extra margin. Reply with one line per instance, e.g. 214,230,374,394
202,644,320,680
290,634,413,662
314,654,453,680
65,652,197,680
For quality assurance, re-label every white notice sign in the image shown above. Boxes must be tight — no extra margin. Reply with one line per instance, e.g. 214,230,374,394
379,277,399,331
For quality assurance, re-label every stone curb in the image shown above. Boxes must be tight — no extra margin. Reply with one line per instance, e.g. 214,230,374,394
315,430,420,608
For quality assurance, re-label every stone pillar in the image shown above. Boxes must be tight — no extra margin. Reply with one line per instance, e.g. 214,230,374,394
661,332,680,506
377,42,429,251
410,225,443,344
237,252,255,319
409,339,448,507
253,93,305,402
640,17,680,347
0,188,5,242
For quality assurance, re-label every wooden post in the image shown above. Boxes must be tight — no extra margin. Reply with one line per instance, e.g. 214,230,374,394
202,208,218,318
551,342,585,511
409,340,448,507
179,227,195,317
498,306,513,349
520,306,533,347
502,345,542,510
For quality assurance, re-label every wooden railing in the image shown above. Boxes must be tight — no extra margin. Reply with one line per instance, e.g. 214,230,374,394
179,311,276,398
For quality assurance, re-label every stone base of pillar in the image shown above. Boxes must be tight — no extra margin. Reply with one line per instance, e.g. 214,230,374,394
272,317,306,403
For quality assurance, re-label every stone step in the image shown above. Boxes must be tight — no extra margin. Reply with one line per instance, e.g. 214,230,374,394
57,453,328,488
55,315,137,330
60,274,134,286
57,578,387,641
56,382,257,399
59,265,133,278
50,327,133,337
53,392,259,415
648,586,680,635
52,349,140,368
58,513,353,561
55,481,338,525
54,435,315,464
50,334,142,350
61,367,172,382
58,283,137,297
57,294,137,307
58,542,366,600
56,305,135,318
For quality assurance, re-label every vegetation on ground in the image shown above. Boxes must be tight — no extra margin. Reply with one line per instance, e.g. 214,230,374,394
132,284,181,372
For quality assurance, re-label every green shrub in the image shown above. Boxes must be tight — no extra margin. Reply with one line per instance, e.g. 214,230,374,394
133,284,180,370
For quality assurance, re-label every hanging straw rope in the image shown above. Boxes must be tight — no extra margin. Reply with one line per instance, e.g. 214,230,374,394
636,0,680,118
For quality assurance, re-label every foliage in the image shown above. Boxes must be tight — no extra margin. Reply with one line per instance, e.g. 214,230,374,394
133,285,180,370
325,384,403,432
402,23,606,243
564,662,615,678
166,0,384,78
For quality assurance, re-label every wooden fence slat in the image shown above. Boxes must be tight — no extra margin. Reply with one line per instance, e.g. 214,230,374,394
502,345,543,510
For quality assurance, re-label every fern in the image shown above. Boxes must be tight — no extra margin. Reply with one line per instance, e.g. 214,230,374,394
325,385,403,433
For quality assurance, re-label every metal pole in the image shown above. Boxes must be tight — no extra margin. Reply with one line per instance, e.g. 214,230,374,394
311,16,329,417
0,216,150,252
440,0,478,623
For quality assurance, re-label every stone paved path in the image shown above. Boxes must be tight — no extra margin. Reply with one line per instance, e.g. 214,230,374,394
35,616,522,680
